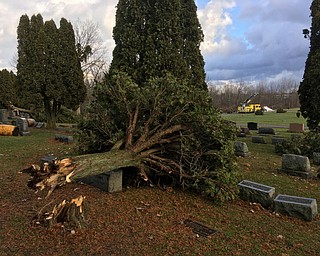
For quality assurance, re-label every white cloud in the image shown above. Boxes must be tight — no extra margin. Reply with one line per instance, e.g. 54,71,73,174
0,0,313,84
198,0,236,54
201,0,311,82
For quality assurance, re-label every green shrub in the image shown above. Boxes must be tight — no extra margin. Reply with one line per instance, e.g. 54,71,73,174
275,131,320,157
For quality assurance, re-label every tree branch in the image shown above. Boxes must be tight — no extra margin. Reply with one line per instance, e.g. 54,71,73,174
125,104,139,148
132,124,185,153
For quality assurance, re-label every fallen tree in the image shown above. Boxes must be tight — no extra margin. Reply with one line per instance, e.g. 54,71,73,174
23,72,240,206
74,72,240,202
21,73,240,228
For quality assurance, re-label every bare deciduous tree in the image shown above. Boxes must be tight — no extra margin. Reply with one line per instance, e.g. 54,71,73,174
74,19,110,111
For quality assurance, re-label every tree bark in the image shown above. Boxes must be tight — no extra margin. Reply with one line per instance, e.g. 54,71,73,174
71,150,142,180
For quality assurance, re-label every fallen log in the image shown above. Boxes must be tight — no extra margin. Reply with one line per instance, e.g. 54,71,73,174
0,124,19,136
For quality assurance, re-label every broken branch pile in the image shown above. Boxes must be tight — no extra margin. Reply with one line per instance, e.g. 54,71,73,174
22,158,76,197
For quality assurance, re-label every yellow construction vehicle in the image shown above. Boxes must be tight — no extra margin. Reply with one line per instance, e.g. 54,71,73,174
237,93,261,113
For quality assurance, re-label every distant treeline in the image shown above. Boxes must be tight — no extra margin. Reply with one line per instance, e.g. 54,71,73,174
208,77,300,113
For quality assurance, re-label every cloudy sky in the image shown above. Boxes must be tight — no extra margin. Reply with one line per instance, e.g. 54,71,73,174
0,0,312,83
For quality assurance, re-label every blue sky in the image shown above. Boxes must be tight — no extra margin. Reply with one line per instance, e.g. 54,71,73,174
197,0,312,83
0,0,313,84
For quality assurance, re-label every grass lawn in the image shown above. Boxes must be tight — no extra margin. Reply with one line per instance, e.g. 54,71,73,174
0,126,320,256
222,108,307,127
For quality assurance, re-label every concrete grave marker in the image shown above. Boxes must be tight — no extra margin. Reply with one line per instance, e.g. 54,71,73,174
281,154,315,178
258,127,276,135
55,134,74,143
252,136,266,144
16,117,30,136
0,109,9,123
274,194,318,221
271,137,285,145
79,169,123,193
235,141,250,157
238,180,275,208
288,123,304,133
247,122,258,130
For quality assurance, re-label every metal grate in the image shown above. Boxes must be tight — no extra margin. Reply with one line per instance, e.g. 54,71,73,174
184,219,220,237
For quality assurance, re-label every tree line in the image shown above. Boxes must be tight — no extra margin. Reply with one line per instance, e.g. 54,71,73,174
209,78,300,113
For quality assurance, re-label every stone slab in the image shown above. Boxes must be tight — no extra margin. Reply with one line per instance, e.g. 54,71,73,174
271,137,285,145
282,154,310,172
279,168,316,179
16,117,29,134
258,127,276,135
41,155,57,165
252,136,266,144
235,141,250,157
247,122,258,130
55,134,74,143
0,109,9,122
79,169,123,193
238,180,275,208
288,123,304,133
274,194,318,221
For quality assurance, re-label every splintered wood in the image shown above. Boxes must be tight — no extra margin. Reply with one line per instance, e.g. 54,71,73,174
35,195,86,228
22,158,87,228
22,158,76,197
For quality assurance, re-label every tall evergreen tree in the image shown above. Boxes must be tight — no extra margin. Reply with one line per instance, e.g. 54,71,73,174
298,0,320,130
0,69,17,107
16,14,85,128
110,0,206,89
59,18,86,111
76,1,239,202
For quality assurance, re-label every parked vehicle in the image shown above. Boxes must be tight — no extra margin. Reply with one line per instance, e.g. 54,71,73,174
237,93,262,113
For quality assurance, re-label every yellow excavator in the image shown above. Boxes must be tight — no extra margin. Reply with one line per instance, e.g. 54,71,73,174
237,93,261,113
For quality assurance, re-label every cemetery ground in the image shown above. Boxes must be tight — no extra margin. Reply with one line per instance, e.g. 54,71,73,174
1,119,320,256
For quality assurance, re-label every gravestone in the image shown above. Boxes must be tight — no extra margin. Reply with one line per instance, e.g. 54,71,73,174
252,136,266,144
274,194,318,221
237,127,250,137
235,141,250,157
16,117,30,136
271,137,285,145
313,152,320,165
55,134,74,143
288,123,304,133
281,154,315,178
41,155,57,165
238,180,275,208
79,169,123,193
247,122,258,130
258,127,276,135
0,109,8,123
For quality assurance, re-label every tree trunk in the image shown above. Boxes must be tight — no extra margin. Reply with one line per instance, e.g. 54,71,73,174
71,150,142,181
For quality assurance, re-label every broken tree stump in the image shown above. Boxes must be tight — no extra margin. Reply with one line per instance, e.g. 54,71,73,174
35,195,86,228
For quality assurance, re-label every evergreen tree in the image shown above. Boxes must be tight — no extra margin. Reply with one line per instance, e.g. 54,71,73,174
16,14,85,128
0,69,17,107
110,0,206,89
77,1,239,202
298,0,320,130
59,18,86,111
